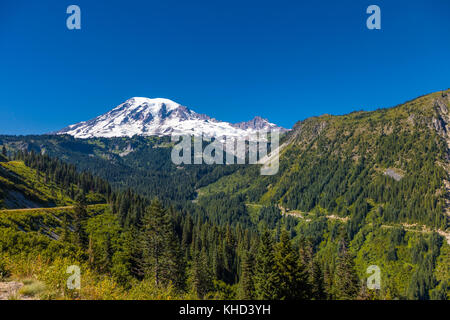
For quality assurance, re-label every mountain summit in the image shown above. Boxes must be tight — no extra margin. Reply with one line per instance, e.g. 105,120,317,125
56,97,287,138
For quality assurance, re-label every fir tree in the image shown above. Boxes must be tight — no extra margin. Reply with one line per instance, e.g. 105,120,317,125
181,215,193,248
190,248,213,298
238,250,255,299
299,240,326,299
138,198,183,288
99,233,113,273
273,230,310,299
60,214,71,243
254,229,277,299
167,227,187,291
332,237,360,300
222,226,236,284
73,193,88,249
309,260,326,299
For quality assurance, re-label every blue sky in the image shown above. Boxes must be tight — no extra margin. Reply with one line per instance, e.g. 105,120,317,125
1,0,449,134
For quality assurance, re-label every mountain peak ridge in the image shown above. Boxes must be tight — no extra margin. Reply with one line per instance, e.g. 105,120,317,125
56,97,287,139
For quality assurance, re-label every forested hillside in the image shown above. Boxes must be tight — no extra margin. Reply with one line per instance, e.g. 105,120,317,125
199,90,450,231
0,152,325,300
0,150,108,209
0,135,241,207
1,89,449,300
195,89,450,299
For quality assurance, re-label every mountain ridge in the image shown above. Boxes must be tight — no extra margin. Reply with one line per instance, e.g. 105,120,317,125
197,88,450,232
56,97,288,139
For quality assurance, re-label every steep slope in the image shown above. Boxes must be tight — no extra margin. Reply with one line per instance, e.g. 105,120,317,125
193,89,450,299
0,154,106,209
0,160,69,209
199,89,450,233
56,97,286,138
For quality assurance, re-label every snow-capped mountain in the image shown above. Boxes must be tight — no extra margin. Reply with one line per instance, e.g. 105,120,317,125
56,97,287,139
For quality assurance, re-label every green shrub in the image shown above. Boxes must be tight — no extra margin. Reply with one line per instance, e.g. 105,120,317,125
22,278,34,285
19,280,46,297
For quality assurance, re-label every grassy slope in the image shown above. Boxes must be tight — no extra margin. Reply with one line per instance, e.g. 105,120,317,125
0,204,109,236
0,160,105,209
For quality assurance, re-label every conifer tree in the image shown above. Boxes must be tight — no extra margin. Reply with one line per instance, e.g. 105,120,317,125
273,230,310,299
127,224,144,279
99,233,113,273
167,227,187,291
190,248,213,298
73,193,88,249
222,226,236,284
309,260,326,299
323,263,333,299
60,214,71,243
333,237,360,299
238,250,255,299
254,229,277,299
181,215,193,248
138,198,184,288
299,240,326,299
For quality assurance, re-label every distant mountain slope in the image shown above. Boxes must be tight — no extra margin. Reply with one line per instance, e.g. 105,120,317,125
56,97,287,138
198,89,450,232
0,160,67,209
0,135,242,204
0,154,106,209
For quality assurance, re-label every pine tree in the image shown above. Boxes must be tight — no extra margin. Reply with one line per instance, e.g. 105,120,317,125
273,230,310,299
190,248,213,298
99,233,113,273
73,193,88,249
181,215,193,248
167,227,187,291
222,226,236,284
309,260,326,299
1,145,6,158
127,224,144,279
60,214,71,243
254,229,277,299
238,250,255,299
323,263,333,299
333,237,360,300
299,240,326,299
138,198,183,288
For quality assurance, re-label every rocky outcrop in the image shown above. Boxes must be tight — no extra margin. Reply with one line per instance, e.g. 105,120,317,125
433,95,450,220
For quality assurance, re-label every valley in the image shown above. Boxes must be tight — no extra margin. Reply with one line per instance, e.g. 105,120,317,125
0,89,449,300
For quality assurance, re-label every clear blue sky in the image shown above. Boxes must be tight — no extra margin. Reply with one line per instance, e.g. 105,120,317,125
1,0,449,134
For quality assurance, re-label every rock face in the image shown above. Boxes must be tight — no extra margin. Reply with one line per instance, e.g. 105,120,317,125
0,281,38,300
56,97,288,139
384,169,403,181
0,282,22,300
232,116,278,130
433,98,449,137
432,95,450,221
